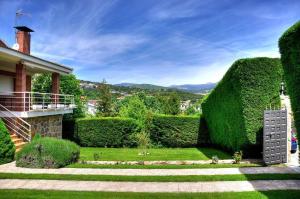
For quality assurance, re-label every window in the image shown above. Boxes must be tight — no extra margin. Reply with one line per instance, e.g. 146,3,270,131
0,75,14,94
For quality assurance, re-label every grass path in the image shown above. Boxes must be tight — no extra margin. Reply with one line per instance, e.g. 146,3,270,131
1,190,300,199
79,147,231,161
0,173,299,182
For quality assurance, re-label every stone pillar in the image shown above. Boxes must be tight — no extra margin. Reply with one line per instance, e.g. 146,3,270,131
15,63,26,111
52,73,60,104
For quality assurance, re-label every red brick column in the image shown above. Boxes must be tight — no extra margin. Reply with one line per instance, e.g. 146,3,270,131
26,75,31,111
15,63,26,111
26,75,31,92
52,73,60,104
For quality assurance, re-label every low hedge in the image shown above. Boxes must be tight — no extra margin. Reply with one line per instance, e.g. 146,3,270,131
0,119,15,164
16,136,80,168
75,117,139,147
150,115,203,147
202,57,283,157
279,21,300,147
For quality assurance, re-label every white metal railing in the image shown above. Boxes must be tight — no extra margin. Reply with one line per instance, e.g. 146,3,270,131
0,104,31,141
0,92,75,112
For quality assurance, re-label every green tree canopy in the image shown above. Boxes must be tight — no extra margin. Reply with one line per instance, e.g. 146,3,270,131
32,74,85,118
96,80,113,117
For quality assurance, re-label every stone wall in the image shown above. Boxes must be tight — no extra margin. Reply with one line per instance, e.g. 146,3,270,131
26,115,63,138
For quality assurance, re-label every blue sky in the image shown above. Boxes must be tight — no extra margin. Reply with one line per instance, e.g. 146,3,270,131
0,0,299,86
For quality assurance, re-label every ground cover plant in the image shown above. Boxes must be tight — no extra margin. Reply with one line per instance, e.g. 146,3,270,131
0,190,300,199
68,163,261,169
279,20,300,146
202,57,283,157
79,147,231,161
16,136,80,168
0,119,15,164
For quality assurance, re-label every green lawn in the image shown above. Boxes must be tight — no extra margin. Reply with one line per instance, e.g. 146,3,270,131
0,190,300,199
79,147,231,161
68,163,261,169
0,173,299,182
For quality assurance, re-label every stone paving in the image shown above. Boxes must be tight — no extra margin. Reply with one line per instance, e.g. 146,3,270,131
0,179,299,192
0,162,299,176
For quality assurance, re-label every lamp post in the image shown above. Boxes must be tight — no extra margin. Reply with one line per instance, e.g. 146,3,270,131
280,82,285,95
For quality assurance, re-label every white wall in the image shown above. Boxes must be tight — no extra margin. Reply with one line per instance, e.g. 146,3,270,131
0,75,14,93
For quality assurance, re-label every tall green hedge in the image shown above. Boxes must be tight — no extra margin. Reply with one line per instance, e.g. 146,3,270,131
202,58,282,156
75,117,139,147
279,21,300,147
150,115,205,147
0,119,15,164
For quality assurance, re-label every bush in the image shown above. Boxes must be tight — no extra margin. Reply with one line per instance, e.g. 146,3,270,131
279,21,300,149
75,117,139,147
202,58,283,157
0,119,15,164
16,136,79,168
150,115,201,147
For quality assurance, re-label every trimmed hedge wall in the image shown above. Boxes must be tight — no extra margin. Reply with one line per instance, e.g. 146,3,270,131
150,115,205,147
202,58,282,156
75,117,139,147
0,119,15,164
279,21,300,148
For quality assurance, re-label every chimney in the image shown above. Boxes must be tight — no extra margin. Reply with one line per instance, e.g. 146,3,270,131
14,26,34,54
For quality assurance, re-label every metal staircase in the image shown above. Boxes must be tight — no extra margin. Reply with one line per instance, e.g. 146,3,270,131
0,104,31,151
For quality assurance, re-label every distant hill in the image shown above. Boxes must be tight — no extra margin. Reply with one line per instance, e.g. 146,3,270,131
170,83,217,93
115,82,216,93
114,83,169,91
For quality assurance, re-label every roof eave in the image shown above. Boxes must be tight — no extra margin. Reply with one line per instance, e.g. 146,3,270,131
0,46,73,75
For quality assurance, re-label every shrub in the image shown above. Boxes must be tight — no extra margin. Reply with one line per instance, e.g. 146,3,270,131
202,58,283,157
0,119,15,164
279,21,300,149
16,136,79,168
233,151,243,164
75,117,139,147
150,115,201,147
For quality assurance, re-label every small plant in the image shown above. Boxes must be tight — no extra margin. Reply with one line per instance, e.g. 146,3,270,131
233,151,243,164
93,153,100,161
211,155,219,164
136,131,151,156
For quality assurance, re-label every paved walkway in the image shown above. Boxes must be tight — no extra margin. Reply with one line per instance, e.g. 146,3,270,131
0,162,299,176
0,179,299,192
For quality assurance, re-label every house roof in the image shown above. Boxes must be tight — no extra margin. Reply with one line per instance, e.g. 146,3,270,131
0,40,8,48
0,45,73,75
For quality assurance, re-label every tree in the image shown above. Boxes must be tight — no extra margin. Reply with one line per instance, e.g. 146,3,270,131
32,74,85,118
167,92,180,115
0,119,15,164
96,80,113,117
119,96,147,128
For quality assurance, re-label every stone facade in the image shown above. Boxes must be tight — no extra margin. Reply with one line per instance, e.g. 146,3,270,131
25,115,63,138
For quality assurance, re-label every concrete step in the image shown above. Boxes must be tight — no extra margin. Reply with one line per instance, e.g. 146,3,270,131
15,142,27,152
10,133,27,152
12,138,23,144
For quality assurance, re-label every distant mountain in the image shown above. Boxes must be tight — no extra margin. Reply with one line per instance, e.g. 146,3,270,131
114,82,217,93
114,83,169,91
170,83,217,93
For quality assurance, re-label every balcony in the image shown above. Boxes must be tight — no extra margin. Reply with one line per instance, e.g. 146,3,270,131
0,92,75,117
